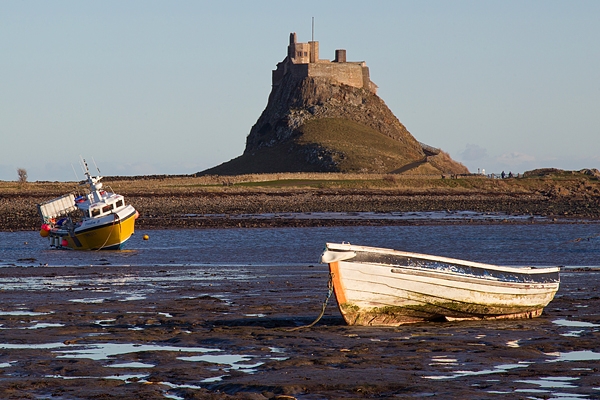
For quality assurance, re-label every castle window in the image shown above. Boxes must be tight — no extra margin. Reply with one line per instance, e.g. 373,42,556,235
304,52,307,56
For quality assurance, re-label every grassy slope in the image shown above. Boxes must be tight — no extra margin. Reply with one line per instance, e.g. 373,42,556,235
202,118,466,175
296,118,425,173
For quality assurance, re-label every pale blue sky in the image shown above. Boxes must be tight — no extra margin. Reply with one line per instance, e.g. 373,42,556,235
1,1,598,181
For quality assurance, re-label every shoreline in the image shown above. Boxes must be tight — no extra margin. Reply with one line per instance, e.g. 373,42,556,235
2,190,600,232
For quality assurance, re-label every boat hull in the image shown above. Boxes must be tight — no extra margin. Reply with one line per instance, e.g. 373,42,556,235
322,243,560,326
53,206,137,251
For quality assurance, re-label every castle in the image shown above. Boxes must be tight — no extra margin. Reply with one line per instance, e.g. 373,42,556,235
272,33,378,94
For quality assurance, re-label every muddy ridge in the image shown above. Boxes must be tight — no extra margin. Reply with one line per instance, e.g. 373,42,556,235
2,189,600,232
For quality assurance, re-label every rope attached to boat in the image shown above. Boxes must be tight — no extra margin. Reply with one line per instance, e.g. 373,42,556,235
287,272,334,331
96,213,118,251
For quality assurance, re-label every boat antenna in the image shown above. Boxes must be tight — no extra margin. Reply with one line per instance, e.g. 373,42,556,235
92,157,101,175
71,163,80,181
79,156,95,183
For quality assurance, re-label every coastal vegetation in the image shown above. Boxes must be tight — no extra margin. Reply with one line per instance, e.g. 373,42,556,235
1,168,599,232
2,168,598,195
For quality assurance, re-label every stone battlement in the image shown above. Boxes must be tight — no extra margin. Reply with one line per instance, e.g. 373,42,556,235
272,33,377,94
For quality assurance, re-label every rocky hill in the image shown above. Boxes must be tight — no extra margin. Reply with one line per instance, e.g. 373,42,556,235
201,46,468,176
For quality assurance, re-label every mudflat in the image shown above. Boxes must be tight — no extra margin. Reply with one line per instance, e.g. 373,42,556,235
0,264,599,399
1,172,600,398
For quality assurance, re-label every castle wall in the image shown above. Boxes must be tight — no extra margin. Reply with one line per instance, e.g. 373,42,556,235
307,62,367,90
273,33,376,94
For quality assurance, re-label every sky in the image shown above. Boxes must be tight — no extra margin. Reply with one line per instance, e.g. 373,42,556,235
1,1,599,181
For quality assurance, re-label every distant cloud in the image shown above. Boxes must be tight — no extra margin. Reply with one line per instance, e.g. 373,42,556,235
487,152,539,174
496,152,536,167
460,144,488,161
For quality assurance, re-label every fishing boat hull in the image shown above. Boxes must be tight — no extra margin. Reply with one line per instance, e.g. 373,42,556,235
321,243,560,326
37,158,139,251
49,206,137,251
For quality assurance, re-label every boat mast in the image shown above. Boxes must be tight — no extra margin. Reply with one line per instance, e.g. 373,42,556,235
80,158,104,203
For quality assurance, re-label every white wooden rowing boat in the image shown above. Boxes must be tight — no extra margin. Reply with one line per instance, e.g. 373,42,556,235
320,242,560,326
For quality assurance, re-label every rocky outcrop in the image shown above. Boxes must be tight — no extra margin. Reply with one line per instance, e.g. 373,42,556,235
246,73,423,155
201,66,468,175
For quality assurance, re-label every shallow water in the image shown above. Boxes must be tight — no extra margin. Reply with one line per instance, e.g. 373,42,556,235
2,223,600,268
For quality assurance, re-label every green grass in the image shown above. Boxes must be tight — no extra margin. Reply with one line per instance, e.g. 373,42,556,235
296,118,425,173
2,169,598,195
233,178,394,189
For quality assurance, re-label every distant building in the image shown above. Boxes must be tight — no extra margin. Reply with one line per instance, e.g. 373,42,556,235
272,32,378,94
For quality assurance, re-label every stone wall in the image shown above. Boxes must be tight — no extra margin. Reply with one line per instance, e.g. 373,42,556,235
307,62,367,91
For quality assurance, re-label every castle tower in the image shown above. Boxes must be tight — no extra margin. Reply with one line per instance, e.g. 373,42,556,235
309,40,319,63
288,32,311,64
273,32,376,94
287,32,297,59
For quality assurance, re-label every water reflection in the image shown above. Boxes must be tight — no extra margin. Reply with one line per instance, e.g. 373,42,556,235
423,360,529,380
515,377,579,389
546,351,600,362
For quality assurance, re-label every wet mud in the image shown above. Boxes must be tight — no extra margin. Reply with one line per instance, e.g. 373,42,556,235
1,264,599,399
3,190,600,232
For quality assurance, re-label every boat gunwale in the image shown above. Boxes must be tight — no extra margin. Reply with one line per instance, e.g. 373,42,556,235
50,207,137,236
74,207,137,235
325,242,561,275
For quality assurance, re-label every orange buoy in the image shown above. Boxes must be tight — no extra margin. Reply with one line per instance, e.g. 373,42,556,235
143,234,149,240
40,229,50,237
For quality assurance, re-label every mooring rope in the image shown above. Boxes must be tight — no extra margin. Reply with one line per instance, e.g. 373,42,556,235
96,213,118,251
287,272,334,331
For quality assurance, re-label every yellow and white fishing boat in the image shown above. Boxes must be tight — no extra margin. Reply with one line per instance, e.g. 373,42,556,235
37,160,138,250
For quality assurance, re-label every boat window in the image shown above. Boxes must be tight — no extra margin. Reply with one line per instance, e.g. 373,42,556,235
102,204,113,213
115,199,123,208
91,208,101,217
